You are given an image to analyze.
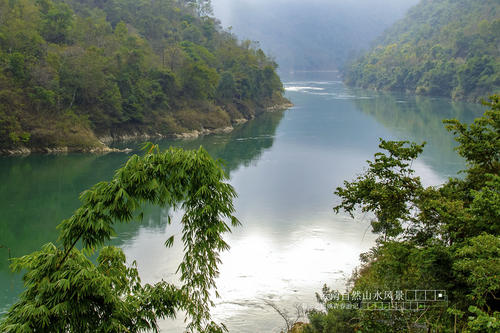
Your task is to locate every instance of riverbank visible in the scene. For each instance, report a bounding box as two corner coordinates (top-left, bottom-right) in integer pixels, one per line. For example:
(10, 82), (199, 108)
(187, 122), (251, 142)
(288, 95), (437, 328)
(101, 102), (295, 142)
(0, 145), (132, 156)
(0, 102), (293, 156)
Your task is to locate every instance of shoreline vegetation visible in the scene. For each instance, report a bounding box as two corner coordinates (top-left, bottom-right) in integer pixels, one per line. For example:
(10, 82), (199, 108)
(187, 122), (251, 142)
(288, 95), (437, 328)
(0, 101), (293, 155)
(0, 0), (290, 156)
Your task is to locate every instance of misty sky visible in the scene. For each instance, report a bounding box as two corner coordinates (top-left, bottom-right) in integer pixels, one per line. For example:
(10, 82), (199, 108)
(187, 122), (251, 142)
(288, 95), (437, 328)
(212, 0), (420, 71)
(213, 0), (418, 25)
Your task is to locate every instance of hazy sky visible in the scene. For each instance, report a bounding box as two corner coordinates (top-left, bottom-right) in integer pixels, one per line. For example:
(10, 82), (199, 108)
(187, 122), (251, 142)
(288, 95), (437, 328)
(213, 0), (419, 29)
(211, 0), (420, 71)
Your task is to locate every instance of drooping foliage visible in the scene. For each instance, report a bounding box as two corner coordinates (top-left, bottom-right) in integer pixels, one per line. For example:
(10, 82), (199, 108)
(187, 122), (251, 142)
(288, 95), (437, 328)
(0, 145), (240, 332)
(345, 0), (500, 102)
(304, 95), (500, 332)
(0, 0), (287, 152)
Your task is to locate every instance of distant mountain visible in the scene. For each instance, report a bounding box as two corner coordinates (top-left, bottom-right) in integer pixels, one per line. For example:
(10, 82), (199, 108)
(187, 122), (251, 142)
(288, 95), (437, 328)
(345, 0), (500, 102)
(0, 0), (287, 153)
(212, 0), (419, 72)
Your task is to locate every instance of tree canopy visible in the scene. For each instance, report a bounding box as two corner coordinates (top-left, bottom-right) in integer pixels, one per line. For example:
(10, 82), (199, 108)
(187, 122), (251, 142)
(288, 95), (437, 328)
(0, 0), (287, 153)
(345, 0), (500, 102)
(0, 145), (240, 332)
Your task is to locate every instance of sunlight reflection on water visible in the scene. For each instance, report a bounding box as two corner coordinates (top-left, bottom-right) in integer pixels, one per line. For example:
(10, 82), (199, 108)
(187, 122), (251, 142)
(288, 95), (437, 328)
(120, 75), (482, 332)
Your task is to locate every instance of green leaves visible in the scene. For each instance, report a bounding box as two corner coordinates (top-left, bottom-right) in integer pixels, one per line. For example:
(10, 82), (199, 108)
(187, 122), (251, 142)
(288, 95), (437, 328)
(165, 235), (175, 248)
(467, 306), (500, 332)
(325, 96), (500, 331)
(454, 234), (500, 310)
(1, 147), (238, 332)
(469, 174), (500, 235)
(334, 139), (425, 240)
(444, 95), (500, 174)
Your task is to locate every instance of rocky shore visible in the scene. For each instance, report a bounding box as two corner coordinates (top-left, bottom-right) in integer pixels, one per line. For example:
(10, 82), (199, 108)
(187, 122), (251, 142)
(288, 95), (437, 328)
(0, 145), (131, 156)
(1, 102), (293, 156)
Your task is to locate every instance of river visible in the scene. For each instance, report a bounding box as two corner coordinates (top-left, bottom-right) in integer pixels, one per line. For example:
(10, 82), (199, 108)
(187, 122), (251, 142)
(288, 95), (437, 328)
(0, 71), (485, 332)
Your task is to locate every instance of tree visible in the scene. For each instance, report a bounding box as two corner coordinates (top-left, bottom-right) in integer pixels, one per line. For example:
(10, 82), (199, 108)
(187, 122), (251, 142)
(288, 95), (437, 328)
(334, 139), (425, 240)
(305, 95), (500, 332)
(39, 0), (74, 44)
(216, 72), (236, 101)
(184, 0), (213, 17)
(181, 61), (219, 100)
(0, 145), (240, 332)
(444, 94), (500, 176)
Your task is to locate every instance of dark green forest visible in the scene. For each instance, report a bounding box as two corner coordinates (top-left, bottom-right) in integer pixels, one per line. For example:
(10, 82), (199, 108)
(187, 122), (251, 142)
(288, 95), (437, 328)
(0, 0), (287, 153)
(345, 0), (500, 102)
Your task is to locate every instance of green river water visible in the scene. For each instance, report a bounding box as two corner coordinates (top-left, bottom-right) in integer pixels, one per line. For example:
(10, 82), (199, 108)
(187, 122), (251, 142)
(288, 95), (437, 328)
(0, 72), (486, 332)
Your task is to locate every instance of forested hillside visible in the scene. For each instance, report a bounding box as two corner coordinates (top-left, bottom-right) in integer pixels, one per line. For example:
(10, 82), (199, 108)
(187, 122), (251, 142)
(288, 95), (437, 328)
(0, 0), (287, 153)
(345, 0), (500, 102)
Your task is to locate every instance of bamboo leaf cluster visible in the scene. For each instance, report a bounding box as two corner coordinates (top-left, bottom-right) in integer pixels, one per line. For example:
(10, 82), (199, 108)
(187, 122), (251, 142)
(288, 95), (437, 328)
(0, 146), (240, 332)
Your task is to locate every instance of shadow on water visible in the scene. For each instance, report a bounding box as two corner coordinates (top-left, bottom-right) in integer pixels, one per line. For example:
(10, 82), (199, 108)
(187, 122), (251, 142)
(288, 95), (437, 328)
(0, 110), (286, 314)
(0, 153), (125, 311)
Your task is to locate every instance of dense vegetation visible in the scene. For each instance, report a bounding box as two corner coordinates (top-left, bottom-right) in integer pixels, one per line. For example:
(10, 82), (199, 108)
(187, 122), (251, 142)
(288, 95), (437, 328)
(0, 145), (239, 332)
(345, 0), (500, 102)
(0, 0), (287, 153)
(303, 96), (500, 332)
